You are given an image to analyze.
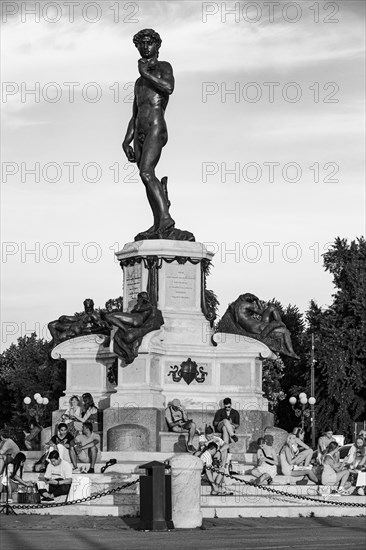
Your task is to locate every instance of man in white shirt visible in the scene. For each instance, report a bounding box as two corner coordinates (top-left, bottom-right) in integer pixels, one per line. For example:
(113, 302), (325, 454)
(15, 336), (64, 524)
(200, 442), (225, 495)
(198, 426), (229, 467)
(37, 450), (72, 502)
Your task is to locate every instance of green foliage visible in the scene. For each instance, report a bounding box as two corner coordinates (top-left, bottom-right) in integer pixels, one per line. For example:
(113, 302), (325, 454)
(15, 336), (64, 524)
(306, 237), (366, 439)
(0, 333), (66, 445)
(264, 300), (310, 431)
(262, 355), (285, 414)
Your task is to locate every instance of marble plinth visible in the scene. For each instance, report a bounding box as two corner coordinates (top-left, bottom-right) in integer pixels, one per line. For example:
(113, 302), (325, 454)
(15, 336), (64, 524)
(51, 334), (117, 410)
(170, 454), (203, 528)
(111, 240), (273, 414)
(102, 407), (164, 452)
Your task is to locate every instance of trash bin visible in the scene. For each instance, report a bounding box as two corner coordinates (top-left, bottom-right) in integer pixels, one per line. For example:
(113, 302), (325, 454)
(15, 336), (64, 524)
(139, 461), (174, 531)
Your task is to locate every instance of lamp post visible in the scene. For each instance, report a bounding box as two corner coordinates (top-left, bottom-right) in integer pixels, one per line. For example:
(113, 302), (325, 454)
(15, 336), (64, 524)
(23, 393), (49, 427)
(310, 333), (316, 448)
(289, 392), (316, 434)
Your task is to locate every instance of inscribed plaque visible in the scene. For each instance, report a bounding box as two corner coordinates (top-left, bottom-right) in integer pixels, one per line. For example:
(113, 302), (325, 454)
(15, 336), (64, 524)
(165, 262), (196, 309)
(125, 263), (142, 311)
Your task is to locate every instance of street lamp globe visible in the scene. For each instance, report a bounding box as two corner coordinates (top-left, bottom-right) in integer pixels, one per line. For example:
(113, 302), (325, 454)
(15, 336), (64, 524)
(289, 397), (297, 405)
(299, 392), (307, 400)
(300, 396), (308, 405)
(308, 397), (316, 405)
(34, 393), (41, 400)
(43, 397), (49, 405)
(23, 397), (31, 405)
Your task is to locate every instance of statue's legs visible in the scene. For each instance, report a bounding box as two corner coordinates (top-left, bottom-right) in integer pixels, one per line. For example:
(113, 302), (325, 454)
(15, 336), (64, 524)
(134, 137), (158, 235)
(138, 131), (175, 235)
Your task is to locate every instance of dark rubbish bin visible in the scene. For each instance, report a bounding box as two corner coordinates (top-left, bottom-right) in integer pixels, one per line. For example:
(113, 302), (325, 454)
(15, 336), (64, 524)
(139, 461), (174, 531)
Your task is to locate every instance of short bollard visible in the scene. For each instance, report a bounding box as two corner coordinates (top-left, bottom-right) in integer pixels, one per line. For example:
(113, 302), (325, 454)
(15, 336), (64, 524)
(139, 461), (174, 531)
(170, 454), (203, 528)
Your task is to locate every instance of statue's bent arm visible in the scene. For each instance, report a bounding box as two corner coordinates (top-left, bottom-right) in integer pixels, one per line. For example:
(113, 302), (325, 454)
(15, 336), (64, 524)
(141, 61), (174, 95)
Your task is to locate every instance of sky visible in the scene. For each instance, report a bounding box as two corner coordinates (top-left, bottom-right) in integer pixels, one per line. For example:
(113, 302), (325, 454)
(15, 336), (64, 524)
(1, 0), (365, 351)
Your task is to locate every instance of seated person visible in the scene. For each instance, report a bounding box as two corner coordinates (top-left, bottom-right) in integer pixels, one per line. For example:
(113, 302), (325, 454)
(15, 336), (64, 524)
(0, 431), (20, 475)
(321, 441), (350, 495)
(344, 436), (366, 471)
(251, 435), (278, 486)
(23, 421), (42, 451)
(198, 425), (229, 467)
(287, 430), (313, 466)
(165, 399), (196, 453)
(45, 423), (77, 470)
(213, 398), (239, 444)
(200, 442), (231, 495)
(61, 395), (82, 436)
(0, 452), (33, 503)
(280, 435), (318, 483)
(37, 450), (72, 502)
(317, 428), (337, 460)
(70, 393), (98, 434)
(73, 422), (100, 474)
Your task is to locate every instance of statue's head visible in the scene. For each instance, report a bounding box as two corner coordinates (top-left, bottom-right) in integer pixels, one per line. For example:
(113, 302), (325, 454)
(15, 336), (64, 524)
(137, 291), (149, 302)
(239, 293), (259, 304)
(133, 29), (161, 58)
(83, 298), (94, 312)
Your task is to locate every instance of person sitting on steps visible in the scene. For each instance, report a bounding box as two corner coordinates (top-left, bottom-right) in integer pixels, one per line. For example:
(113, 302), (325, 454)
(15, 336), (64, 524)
(165, 399), (197, 453)
(200, 442), (232, 496)
(280, 434), (318, 484)
(73, 422), (100, 474)
(213, 398), (240, 445)
(198, 425), (230, 468)
(250, 435), (278, 486)
(37, 450), (72, 503)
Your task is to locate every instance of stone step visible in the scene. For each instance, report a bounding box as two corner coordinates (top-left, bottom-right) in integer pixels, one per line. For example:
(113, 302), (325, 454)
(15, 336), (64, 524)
(201, 502), (365, 518)
(23, 450), (258, 461)
(159, 432), (252, 459)
(14, 504), (133, 516)
(12, 493), (365, 518)
(201, 493), (364, 506)
(23, 472), (139, 492)
(200, 483), (321, 496)
(22, 451), (182, 474)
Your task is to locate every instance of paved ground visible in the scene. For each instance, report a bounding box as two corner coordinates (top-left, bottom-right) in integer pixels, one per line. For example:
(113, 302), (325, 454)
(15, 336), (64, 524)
(1, 515), (365, 550)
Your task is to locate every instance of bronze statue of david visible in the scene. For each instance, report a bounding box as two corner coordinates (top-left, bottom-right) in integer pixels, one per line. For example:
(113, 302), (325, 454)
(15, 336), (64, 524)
(123, 29), (176, 240)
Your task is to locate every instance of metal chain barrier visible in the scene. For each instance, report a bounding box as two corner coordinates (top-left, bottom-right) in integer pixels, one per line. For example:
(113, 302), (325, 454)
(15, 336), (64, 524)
(207, 466), (366, 509)
(10, 478), (140, 510)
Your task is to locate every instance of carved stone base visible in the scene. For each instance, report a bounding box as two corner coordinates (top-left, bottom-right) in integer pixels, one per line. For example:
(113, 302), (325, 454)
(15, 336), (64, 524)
(51, 334), (117, 411)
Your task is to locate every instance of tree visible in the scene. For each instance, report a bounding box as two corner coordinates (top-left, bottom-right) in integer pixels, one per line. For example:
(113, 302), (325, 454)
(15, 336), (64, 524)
(264, 300), (310, 432)
(306, 237), (366, 439)
(0, 333), (66, 445)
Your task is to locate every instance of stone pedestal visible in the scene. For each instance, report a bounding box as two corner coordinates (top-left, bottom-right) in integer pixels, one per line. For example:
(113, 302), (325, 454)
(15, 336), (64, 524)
(48, 240), (274, 450)
(51, 334), (117, 410)
(170, 454), (203, 528)
(101, 239), (274, 450)
(110, 240), (272, 410)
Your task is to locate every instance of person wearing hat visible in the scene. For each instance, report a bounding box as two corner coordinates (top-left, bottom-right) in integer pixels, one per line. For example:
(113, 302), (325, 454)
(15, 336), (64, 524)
(165, 399), (197, 452)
